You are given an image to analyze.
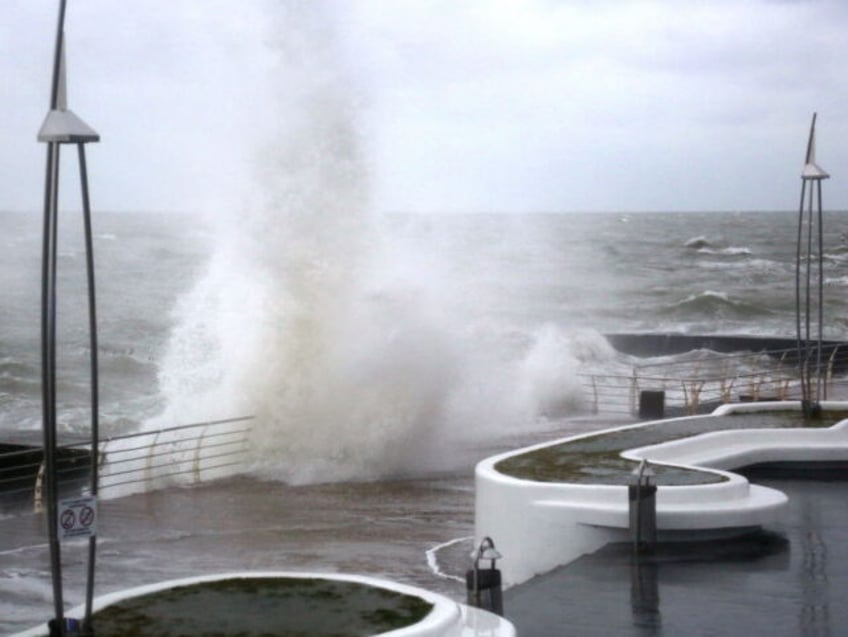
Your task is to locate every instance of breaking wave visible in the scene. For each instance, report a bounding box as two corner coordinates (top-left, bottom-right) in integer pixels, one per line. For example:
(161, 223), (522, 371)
(662, 290), (775, 321)
(150, 3), (586, 484)
(697, 246), (753, 257)
(685, 235), (752, 257)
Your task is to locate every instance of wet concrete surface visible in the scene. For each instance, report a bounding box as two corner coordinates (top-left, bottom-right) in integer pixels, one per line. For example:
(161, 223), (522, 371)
(0, 416), (619, 634)
(506, 477), (848, 637)
(0, 474), (477, 634)
(5, 415), (844, 636)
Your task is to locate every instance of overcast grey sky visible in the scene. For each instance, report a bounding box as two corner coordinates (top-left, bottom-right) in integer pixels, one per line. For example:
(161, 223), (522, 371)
(2, 0), (847, 214)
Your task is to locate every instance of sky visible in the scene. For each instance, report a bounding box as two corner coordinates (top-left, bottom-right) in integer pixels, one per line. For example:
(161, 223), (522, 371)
(2, 0), (847, 215)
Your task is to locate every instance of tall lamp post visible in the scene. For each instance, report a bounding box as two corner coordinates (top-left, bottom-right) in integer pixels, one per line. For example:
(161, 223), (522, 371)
(37, 1), (101, 634)
(795, 113), (829, 416)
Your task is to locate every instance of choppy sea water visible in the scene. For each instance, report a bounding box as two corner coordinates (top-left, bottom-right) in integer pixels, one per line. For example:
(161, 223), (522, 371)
(2, 209), (848, 633)
(4, 210), (848, 435)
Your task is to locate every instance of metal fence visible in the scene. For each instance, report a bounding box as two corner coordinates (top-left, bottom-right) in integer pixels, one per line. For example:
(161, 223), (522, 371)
(97, 416), (253, 497)
(1, 416), (253, 512)
(0, 444), (90, 505)
(580, 345), (848, 416)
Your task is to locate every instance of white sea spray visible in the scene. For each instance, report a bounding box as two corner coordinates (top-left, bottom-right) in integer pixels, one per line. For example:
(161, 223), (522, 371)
(150, 2), (585, 483)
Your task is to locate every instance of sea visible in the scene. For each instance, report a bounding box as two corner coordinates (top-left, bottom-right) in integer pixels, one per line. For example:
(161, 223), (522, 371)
(5, 209), (848, 439)
(2, 208), (848, 634)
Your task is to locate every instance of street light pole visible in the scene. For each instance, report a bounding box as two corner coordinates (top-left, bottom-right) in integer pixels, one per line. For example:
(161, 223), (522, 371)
(795, 113), (829, 415)
(37, 1), (101, 634)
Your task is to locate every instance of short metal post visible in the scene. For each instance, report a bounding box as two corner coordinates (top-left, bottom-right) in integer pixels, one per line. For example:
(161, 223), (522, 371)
(638, 390), (665, 420)
(465, 537), (504, 616)
(629, 460), (657, 553)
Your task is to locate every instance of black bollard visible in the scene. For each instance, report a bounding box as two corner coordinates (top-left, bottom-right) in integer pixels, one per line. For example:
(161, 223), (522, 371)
(49, 617), (82, 637)
(629, 460), (657, 552)
(638, 390), (665, 420)
(466, 537), (504, 616)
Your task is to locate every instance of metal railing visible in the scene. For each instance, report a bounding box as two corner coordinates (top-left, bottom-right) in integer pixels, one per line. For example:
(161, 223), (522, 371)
(579, 345), (848, 416)
(1, 416), (253, 511)
(97, 416), (253, 497)
(0, 445), (90, 504)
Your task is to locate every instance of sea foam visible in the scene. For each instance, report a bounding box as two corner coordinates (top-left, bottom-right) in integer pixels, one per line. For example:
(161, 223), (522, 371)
(151, 3), (585, 483)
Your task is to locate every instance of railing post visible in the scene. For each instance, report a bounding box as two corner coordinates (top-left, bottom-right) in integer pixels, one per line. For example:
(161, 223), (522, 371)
(825, 346), (839, 400)
(193, 426), (208, 484)
(630, 369), (639, 415)
(34, 461), (46, 514)
(145, 430), (162, 490)
(591, 376), (599, 414)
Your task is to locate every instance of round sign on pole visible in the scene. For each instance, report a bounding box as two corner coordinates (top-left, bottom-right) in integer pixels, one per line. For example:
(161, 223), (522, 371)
(58, 496), (97, 540)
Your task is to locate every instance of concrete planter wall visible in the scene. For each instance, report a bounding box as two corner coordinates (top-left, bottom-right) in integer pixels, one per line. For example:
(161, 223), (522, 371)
(12, 572), (515, 637)
(475, 401), (848, 587)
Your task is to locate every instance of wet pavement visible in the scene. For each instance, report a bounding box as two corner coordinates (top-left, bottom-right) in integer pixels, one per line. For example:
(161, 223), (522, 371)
(1, 416), (618, 634)
(0, 474), (477, 634)
(3, 415), (845, 636)
(506, 476), (848, 637)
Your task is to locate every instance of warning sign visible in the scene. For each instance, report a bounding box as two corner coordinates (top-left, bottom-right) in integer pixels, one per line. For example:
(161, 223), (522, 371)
(58, 496), (97, 540)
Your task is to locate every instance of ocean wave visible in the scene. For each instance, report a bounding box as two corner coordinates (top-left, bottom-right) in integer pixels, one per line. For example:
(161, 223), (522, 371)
(696, 257), (782, 273)
(824, 252), (848, 264)
(697, 246), (753, 257)
(684, 235), (753, 257)
(825, 275), (848, 286)
(684, 236), (711, 249)
(662, 290), (775, 320)
(100, 350), (156, 376)
(0, 357), (35, 377)
(0, 359), (39, 395)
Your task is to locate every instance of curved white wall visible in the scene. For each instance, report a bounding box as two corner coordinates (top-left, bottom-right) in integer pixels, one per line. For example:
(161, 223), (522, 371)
(12, 572), (516, 637)
(475, 402), (848, 588)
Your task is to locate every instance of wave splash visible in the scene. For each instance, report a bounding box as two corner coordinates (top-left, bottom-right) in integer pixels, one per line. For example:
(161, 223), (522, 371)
(662, 290), (775, 321)
(151, 4), (586, 484)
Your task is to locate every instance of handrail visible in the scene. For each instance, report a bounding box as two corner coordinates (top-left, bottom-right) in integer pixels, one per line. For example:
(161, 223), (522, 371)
(579, 345), (846, 416)
(99, 416), (253, 498)
(0, 416), (254, 511)
(100, 416), (253, 443)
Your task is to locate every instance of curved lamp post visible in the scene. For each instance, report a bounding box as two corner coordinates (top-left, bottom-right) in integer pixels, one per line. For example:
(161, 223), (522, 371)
(795, 113), (829, 415)
(37, 1), (101, 634)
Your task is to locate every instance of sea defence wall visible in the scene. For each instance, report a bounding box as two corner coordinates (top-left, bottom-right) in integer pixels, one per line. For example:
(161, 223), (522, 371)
(474, 401), (848, 588)
(604, 333), (848, 373)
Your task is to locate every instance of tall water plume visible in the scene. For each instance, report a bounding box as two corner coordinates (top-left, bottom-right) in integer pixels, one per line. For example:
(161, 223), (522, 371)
(154, 2), (587, 483)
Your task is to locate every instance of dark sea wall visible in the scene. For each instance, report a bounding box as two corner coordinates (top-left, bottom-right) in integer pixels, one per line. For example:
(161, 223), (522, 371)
(604, 333), (848, 373)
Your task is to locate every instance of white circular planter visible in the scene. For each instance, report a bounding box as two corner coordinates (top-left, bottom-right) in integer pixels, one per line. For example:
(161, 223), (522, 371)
(12, 571), (515, 637)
